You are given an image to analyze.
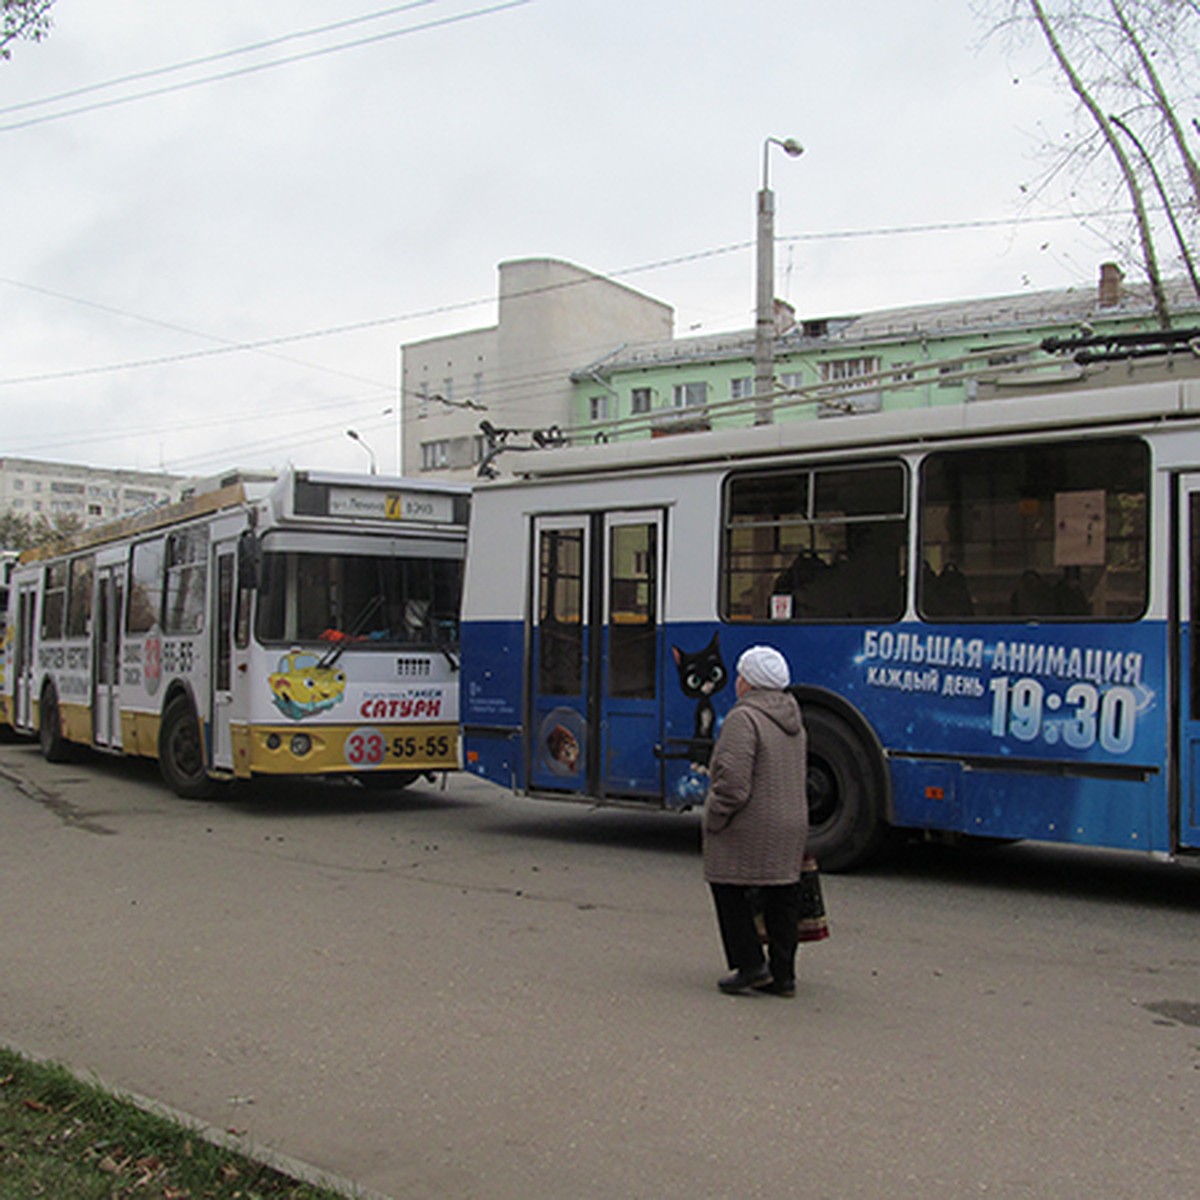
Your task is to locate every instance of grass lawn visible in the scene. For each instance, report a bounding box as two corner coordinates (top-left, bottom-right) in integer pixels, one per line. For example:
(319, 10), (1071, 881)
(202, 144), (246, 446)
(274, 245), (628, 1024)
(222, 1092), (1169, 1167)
(0, 1045), (352, 1200)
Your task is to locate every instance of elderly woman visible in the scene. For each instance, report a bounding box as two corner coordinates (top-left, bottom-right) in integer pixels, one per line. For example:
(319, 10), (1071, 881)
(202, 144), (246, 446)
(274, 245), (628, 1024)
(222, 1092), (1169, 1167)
(703, 645), (808, 997)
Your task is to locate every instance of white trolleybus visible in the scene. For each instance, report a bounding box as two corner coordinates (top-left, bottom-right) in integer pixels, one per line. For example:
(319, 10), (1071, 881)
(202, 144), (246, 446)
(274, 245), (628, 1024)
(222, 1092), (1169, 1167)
(461, 340), (1200, 869)
(4, 469), (468, 797)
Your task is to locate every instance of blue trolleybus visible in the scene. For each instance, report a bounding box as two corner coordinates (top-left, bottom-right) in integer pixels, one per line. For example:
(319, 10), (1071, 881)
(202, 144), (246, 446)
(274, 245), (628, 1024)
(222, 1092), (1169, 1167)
(460, 352), (1200, 869)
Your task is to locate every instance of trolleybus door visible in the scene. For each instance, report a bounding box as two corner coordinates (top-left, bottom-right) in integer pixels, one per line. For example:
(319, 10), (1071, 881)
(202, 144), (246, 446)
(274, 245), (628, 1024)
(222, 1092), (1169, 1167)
(1177, 474), (1200, 849)
(528, 510), (665, 799)
(92, 565), (123, 749)
(209, 543), (238, 770)
(599, 511), (664, 798)
(529, 516), (592, 794)
(12, 581), (37, 731)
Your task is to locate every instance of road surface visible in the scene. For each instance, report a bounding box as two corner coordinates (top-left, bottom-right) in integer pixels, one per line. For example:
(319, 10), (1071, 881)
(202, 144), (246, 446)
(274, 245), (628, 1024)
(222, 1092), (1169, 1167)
(1, 739), (1197, 1199)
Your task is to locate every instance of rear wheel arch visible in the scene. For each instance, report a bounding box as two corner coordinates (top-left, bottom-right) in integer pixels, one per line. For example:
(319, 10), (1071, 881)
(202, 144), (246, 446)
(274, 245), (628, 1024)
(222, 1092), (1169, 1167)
(789, 685), (893, 872)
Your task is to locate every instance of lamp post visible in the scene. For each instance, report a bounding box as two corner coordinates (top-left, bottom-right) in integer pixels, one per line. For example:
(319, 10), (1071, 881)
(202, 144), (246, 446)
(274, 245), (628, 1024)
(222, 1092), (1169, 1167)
(754, 135), (803, 425)
(346, 428), (377, 475)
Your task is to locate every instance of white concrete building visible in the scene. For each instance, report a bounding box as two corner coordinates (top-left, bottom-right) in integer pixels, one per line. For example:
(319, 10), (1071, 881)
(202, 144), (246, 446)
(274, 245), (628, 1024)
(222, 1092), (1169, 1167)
(401, 258), (674, 481)
(0, 457), (183, 532)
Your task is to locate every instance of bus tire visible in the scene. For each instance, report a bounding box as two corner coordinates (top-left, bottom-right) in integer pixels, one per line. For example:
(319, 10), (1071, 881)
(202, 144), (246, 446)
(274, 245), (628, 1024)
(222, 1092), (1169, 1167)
(357, 770), (421, 791)
(38, 685), (71, 763)
(158, 695), (215, 799)
(803, 706), (890, 872)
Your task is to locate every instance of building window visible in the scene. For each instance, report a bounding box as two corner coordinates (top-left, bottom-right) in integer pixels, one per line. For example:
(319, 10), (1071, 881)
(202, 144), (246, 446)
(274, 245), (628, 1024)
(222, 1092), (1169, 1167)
(672, 382), (709, 409)
(731, 377), (753, 401)
(818, 356), (883, 416)
(631, 388), (652, 414)
(779, 371), (804, 391)
(819, 356), (881, 384)
(421, 441), (450, 471)
(589, 395), (610, 422)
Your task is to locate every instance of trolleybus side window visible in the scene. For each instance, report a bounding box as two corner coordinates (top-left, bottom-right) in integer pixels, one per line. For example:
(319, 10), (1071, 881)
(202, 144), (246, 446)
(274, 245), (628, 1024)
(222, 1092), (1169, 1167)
(41, 562), (67, 640)
(722, 461), (907, 622)
(127, 538), (165, 634)
(609, 521), (657, 699)
(918, 437), (1149, 621)
(66, 555), (94, 638)
(164, 527), (209, 635)
(538, 527), (585, 694)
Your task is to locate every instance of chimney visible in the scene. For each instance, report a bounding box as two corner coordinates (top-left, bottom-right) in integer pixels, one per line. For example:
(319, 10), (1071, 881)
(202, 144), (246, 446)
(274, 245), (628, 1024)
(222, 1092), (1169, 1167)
(773, 298), (797, 336)
(1098, 262), (1124, 308)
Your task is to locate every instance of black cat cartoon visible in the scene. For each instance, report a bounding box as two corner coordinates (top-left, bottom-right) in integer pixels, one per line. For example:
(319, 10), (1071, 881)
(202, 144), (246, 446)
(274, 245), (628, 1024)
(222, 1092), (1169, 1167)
(672, 631), (728, 769)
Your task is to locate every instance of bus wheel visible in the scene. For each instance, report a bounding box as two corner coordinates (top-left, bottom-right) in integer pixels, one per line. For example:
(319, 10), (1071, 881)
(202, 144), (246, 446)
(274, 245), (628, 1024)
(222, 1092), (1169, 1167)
(158, 696), (214, 799)
(357, 770), (421, 791)
(804, 706), (890, 872)
(38, 685), (71, 763)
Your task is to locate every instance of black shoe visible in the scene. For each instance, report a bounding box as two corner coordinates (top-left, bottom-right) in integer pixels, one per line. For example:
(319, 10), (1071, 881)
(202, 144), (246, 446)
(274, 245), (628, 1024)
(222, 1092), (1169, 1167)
(751, 977), (796, 998)
(718, 966), (771, 994)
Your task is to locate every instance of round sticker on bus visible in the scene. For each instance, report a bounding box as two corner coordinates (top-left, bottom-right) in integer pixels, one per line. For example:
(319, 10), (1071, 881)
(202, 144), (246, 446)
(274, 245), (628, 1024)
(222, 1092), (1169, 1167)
(538, 708), (585, 776)
(345, 726), (387, 768)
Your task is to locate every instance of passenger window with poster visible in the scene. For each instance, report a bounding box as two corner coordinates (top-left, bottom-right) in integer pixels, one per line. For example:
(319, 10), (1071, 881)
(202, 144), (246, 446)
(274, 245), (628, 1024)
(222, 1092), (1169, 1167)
(66, 556), (94, 638)
(722, 461), (908, 622)
(40, 562), (67, 640)
(164, 526), (209, 635)
(127, 538), (165, 634)
(917, 437), (1149, 620)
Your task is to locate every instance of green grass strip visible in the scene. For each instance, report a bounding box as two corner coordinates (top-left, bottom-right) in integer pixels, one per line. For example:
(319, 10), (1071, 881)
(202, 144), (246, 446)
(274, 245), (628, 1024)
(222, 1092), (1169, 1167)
(0, 1045), (351, 1200)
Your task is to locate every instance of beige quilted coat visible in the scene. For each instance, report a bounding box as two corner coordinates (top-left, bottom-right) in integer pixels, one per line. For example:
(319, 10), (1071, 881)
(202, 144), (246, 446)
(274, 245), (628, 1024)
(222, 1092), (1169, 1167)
(702, 689), (808, 885)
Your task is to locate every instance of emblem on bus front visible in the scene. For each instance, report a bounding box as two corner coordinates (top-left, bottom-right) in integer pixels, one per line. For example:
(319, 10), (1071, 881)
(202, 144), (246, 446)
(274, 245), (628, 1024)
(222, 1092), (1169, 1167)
(268, 651), (347, 721)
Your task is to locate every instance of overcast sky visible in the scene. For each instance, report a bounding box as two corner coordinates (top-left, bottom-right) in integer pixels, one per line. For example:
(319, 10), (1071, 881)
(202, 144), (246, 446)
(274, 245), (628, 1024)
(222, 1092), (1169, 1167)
(1, 0), (1115, 478)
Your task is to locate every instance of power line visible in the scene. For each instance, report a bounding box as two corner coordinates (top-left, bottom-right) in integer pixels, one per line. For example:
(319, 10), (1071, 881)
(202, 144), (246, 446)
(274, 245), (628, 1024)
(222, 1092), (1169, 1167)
(0, 1), (442, 117)
(0, 0), (533, 134)
(0, 275), (385, 389)
(0, 205), (1136, 390)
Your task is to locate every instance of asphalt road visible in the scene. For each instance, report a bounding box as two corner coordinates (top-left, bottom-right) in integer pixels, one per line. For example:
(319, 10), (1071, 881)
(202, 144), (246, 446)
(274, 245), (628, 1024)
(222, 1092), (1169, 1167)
(1, 738), (1198, 1200)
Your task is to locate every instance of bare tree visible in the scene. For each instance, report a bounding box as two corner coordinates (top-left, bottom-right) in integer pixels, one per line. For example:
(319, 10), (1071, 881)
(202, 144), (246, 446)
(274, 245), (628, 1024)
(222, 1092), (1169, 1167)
(1, 0), (54, 61)
(978, 0), (1200, 324)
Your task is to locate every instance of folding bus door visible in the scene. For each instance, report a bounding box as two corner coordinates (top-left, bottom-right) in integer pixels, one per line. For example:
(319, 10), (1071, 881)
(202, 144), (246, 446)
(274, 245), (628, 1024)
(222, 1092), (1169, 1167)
(599, 511), (664, 798)
(12, 581), (37, 731)
(529, 516), (592, 795)
(527, 510), (666, 801)
(1176, 474), (1200, 849)
(92, 565), (123, 749)
(209, 541), (239, 772)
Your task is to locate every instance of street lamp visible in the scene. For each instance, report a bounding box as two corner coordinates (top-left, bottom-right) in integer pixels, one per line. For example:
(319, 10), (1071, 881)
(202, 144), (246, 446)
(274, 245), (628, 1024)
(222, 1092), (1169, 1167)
(346, 428), (377, 475)
(754, 135), (804, 425)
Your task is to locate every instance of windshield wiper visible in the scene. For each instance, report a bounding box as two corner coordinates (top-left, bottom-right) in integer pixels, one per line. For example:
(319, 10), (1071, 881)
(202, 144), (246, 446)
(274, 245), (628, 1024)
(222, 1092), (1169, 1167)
(317, 595), (384, 669)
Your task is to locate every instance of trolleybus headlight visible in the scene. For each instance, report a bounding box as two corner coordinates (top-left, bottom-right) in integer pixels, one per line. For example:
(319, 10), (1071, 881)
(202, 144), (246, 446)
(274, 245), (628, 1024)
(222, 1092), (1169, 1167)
(290, 733), (312, 757)
(266, 733), (282, 750)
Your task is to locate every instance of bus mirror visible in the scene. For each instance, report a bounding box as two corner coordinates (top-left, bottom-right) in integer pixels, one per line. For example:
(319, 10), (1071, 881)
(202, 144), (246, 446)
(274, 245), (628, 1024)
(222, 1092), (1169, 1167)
(238, 531), (261, 589)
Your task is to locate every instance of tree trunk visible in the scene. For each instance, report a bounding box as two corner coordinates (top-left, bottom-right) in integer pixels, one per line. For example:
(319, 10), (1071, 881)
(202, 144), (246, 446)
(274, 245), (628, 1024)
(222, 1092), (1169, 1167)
(1029, 0), (1172, 327)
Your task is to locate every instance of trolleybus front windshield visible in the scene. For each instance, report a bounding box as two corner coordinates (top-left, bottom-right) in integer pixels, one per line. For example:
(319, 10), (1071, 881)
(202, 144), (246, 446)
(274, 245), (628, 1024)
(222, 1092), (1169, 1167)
(255, 551), (461, 649)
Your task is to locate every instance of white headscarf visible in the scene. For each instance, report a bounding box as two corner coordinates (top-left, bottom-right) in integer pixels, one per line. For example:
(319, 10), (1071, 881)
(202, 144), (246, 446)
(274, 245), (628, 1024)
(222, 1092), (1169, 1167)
(736, 645), (791, 690)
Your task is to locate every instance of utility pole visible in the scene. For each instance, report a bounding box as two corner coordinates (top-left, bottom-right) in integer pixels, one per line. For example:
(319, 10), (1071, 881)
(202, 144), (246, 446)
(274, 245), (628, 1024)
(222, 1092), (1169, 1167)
(754, 136), (803, 425)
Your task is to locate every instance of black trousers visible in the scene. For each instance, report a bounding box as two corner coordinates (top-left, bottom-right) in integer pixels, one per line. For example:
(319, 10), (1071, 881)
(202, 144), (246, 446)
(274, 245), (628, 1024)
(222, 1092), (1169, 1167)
(710, 882), (802, 985)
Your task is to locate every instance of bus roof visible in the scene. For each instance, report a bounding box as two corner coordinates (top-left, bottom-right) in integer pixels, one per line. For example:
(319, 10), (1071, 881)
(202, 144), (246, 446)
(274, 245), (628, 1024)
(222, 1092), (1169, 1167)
(18, 481), (250, 563)
(500, 355), (1200, 485)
